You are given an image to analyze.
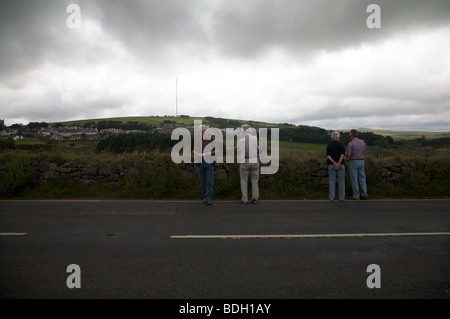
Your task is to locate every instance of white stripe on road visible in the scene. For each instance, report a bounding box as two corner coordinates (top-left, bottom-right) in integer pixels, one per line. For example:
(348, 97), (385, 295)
(171, 232), (450, 239)
(0, 233), (27, 236)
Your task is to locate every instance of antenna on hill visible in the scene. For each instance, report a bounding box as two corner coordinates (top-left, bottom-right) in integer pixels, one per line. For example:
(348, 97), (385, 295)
(176, 78), (178, 117)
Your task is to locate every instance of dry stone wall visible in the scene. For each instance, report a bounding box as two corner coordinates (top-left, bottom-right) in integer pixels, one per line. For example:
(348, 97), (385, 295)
(0, 159), (414, 187)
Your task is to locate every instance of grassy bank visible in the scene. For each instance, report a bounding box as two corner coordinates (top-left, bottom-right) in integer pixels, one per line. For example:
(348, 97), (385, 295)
(2, 135), (450, 200)
(1, 147), (449, 200)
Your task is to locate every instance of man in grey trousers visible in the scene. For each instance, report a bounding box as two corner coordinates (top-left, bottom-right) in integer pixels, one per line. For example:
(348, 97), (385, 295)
(236, 124), (260, 204)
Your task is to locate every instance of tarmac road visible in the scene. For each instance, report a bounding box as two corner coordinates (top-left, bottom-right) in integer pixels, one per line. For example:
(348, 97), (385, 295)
(1, 199), (449, 299)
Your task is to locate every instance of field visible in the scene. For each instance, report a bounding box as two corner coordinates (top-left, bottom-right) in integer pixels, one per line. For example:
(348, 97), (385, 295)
(359, 128), (450, 141)
(8, 137), (448, 163)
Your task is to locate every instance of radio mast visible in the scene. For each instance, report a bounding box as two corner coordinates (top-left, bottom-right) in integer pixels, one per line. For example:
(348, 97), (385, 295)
(176, 78), (178, 117)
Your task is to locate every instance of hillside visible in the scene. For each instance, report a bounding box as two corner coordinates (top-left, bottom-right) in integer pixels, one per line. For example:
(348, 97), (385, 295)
(54, 116), (450, 139)
(54, 115), (276, 130)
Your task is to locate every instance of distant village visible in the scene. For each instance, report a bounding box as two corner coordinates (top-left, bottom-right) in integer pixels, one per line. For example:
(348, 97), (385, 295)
(0, 118), (197, 141)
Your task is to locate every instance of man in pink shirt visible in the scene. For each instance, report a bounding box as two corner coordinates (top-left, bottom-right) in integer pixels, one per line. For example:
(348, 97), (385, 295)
(346, 129), (368, 200)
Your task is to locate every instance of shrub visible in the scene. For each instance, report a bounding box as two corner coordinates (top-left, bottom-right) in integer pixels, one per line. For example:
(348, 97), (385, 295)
(96, 132), (176, 154)
(0, 138), (15, 151)
(397, 159), (450, 197)
(0, 161), (37, 198)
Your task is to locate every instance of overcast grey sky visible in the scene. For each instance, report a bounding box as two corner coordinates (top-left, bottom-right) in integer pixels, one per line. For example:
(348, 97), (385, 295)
(1, 0), (449, 131)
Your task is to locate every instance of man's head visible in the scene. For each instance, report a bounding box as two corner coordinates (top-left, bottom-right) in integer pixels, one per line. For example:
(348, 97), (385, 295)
(200, 125), (208, 137)
(350, 129), (358, 139)
(331, 131), (340, 141)
(241, 124), (257, 137)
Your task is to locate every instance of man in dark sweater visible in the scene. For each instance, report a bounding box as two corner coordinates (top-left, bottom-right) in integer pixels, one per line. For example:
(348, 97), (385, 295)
(326, 132), (346, 201)
(192, 125), (216, 205)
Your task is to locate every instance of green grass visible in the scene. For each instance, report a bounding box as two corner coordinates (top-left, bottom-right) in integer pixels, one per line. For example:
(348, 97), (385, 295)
(279, 141), (327, 151)
(359, 128), (450, 141)
(7, 136), (450, 164)
(15, 137), (47, 145)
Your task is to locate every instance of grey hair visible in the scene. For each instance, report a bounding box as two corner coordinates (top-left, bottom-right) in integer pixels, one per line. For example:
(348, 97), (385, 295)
(241, 124), (253, 135)
(331, 131), (340, 141)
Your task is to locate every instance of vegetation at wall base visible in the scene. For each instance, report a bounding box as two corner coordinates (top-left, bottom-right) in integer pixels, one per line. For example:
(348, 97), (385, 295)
(1, 154), (449, 200)
(0, 160), (37, 198)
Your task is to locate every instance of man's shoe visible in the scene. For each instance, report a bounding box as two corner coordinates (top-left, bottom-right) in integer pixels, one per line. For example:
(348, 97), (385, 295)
(241, 200), (248, 205)
(202, 199), (207, 203)
(361, 195), (368, 200)
(251, 199), (258, 204)
(206, 201), (213, 205)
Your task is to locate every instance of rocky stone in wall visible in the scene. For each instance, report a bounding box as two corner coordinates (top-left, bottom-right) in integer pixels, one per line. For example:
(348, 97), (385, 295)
(0, 159), (416, 187)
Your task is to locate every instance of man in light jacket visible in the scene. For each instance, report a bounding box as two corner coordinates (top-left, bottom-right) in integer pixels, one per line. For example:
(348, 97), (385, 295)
(236, 124), (260, 204)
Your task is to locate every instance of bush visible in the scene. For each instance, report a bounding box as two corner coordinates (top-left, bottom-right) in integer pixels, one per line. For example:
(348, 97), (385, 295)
(0, 138), (15, 151)
(15, 144), (52, 151)
(96, 132), (176, 154)
(397, 159), (450, 197)
(0, 161), (37, 198)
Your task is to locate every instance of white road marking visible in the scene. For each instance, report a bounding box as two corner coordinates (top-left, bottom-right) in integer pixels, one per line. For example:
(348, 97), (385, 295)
(171, 232), (450, 239)
(0, 233), (27, 236)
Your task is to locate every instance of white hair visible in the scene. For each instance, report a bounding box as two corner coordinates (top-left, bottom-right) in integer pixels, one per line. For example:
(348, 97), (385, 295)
(331, 131), (340, 141)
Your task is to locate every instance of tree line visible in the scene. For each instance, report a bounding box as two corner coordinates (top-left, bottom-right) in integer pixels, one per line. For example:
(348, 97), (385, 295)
(409, 136), (450, 148)
(279, 126), (395, 147)
(74, 120), (154, 131)
(96, 132), (177, 153)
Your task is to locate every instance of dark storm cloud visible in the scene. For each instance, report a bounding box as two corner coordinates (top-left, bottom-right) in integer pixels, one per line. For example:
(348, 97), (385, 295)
(209, 0), (450, 57)
(83, 0), (210, 60)
(0, 0), (207, 81)
(3, 0), (449, 72)
(0, 1), (64, 80)
(0, 0), (119, 85)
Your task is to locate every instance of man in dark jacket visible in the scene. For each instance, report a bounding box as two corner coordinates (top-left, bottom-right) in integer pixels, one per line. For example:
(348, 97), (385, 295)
(326, 132), (346, 201)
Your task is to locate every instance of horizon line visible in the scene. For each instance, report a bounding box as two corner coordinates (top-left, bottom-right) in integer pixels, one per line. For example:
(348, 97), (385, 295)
(1, 115), (449, 134)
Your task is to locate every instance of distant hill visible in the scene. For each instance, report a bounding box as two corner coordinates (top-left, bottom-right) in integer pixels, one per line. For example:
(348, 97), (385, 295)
(49, 116), (449, 142)
(52, 115), (293, 130)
